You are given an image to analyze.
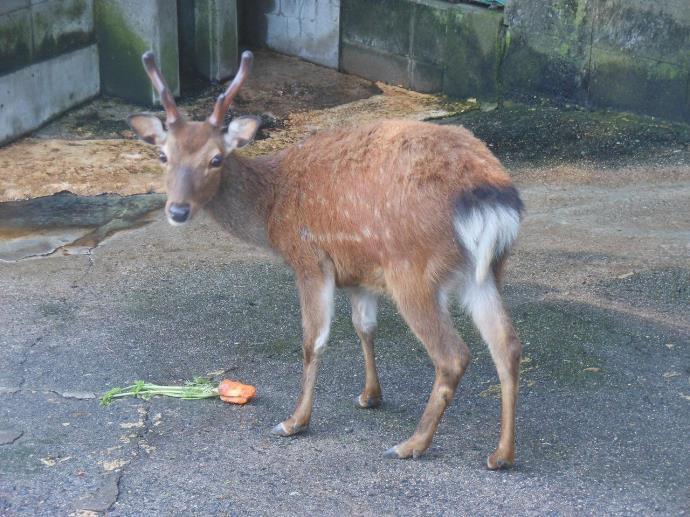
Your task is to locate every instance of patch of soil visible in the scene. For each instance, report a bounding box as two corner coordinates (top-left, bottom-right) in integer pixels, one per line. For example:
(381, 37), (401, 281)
(180, 49), (385, 123)
(0, 51), (471, 202)
(35, 49), (383, 141)
(0, 139), (161, 201)
(245, 83), (474, 156)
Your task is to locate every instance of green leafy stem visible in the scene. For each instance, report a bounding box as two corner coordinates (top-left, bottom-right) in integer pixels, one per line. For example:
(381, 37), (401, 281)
(100, 377), (220, 406)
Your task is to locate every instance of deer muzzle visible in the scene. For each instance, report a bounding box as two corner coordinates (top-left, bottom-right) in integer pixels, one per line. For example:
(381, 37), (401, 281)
(167, 202), (191, 224)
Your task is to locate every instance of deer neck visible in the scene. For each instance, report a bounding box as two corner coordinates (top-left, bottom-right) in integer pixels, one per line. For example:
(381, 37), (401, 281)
(205, 152), (277, 250)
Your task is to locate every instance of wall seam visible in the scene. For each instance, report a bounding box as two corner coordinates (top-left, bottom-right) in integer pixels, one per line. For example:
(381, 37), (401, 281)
(584, 0), (596, 107)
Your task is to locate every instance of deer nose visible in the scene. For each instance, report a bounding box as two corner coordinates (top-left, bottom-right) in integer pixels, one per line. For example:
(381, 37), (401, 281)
(168, 203), (191, 223)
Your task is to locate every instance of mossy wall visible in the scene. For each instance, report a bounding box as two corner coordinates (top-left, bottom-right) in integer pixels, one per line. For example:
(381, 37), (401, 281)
(341, 0), (504, 97)
(339, 0), (690, 122)
(0, 0), (95, 75)
(94, 0), (179, 106)
(504, 0), (690, 121)
(187, 0), (239, 81)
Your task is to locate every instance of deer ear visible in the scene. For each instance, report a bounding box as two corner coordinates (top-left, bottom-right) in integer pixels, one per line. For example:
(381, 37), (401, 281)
(127, 114), (167, 145)
(224, 116), (260, 150)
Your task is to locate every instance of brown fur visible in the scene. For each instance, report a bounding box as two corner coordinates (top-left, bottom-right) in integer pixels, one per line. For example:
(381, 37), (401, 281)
(130, 113), (522, 468)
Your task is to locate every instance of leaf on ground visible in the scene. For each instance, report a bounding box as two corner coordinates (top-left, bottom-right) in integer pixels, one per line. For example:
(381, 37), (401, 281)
(99, 458), (128, 471)
(40, 455), (71, 467)
(479, 384), (501, 398)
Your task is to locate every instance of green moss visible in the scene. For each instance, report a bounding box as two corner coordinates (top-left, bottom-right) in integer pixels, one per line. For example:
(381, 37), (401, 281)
(341, 0), (413, 56)
(64, 0), (88, 19)
(495, 23), (508, 106)
(443, 7), (503, 100)
(194, 1), (212, 79)
(557, 41), (570, 57)
(411, 4), (450, 65)
(0, 10), (32, 74)
(94, 0), (151, 105)
(589, 48), (690, 121)
(161, 35), (180, 96)
(502, 37), (589, 103)
(34, 30), (93, 61)
(32, 0), (93, 61)
(573, 0), (587, 27)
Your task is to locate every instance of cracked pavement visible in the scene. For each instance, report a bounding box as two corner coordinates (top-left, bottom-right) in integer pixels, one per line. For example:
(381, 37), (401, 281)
(1, 104), (689, 515)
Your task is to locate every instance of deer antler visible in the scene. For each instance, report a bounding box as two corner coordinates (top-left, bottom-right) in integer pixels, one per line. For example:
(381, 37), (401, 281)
(141, 51), (180, 125)
(208, 51), (254, 127)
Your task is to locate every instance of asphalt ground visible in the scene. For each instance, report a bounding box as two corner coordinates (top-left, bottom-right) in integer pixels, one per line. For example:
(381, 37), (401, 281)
(1, 100), (689, 515)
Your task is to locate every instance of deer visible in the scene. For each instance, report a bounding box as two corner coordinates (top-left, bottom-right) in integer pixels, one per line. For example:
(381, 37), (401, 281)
(127, 50), (524, 469)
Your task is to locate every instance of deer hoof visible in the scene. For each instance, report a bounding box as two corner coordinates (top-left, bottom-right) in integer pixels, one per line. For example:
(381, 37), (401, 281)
(383, 446), (404, 459)
(383, 444), (422, 459)
(486, 451), (514, 470)
(271, 422), (307, 437)
(354, 394), (382, 409)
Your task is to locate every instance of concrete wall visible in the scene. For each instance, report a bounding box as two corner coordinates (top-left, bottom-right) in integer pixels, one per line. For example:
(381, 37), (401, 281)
(94, 0), (179, 106)
(341, 0), (503, 97)
(339, 0), (690, 122)
(179, 0), (239, 82)
(504, 0), (690, 121)
(240, 0), (340, 69)
(0, 0), (99, 144)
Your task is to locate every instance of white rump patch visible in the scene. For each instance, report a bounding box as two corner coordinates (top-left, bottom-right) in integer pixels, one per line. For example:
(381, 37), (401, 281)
(454, 204), (521, 283)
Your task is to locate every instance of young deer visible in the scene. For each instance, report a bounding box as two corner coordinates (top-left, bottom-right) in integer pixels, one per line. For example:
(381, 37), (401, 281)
(128, 51), (524, 469)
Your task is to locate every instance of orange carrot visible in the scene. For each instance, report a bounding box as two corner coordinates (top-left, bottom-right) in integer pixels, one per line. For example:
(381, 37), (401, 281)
(217, 380), (257, 405)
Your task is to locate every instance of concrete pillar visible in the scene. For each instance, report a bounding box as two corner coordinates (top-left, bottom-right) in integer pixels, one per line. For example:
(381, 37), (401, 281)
(94, 0), (179, 106)
(180, 0), (238, 81)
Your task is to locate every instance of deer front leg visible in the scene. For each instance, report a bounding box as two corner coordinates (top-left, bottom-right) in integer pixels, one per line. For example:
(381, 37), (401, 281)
(349, 288), (382, 408)
(272, 267), (335, 437)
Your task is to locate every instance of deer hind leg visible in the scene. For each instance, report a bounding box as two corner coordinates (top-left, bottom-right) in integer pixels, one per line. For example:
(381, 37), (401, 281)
(383, 274), (471, 459)
(349, 288), (382, 408)
(462, 275), (522, 469)
(272, 265), (335, 437)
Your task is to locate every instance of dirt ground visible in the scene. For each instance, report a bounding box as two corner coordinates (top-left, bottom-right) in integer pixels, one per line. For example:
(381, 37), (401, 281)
(0, 50), (472, 203)
(0, 50), (688, 515)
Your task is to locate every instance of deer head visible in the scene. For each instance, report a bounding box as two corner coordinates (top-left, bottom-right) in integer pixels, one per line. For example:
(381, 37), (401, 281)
(128, 51), (260, 225)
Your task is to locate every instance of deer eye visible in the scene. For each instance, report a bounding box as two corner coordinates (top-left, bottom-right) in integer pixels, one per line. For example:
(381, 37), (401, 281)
(210, 154), (223, 167)
(159, 152), (167, 163)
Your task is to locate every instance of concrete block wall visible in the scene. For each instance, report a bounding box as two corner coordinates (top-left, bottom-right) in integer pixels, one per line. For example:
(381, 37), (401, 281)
(240, 0), (340, 69)
(341, 0), (503, 97)
(0, 0), (98, 144)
